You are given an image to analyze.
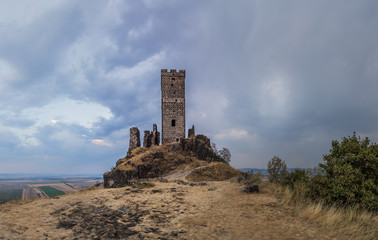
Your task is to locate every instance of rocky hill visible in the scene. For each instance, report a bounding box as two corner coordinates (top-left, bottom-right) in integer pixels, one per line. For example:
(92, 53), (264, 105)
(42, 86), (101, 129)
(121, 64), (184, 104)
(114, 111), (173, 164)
(104, 135), (236, 188)
(0, 173), (351, 239)
(1, 135), (370, 239)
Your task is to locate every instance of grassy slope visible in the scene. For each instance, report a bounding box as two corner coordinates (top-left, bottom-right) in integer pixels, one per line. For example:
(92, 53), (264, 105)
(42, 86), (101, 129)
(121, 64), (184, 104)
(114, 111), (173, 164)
(186, 162), (241, 181)
(263, 182), (378, 240)
(0, 179), (362, 240)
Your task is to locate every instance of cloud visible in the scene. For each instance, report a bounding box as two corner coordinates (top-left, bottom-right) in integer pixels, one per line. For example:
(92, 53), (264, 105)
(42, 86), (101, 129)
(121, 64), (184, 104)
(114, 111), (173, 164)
(215, 129), (250, 140)
(21, 97), (113, 128)
(91, 139), (113, 147)
(1, 0), (378, 173)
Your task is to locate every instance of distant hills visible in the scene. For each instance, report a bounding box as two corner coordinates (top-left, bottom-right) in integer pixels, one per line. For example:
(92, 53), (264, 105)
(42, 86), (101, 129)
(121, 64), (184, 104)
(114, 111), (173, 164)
(239, 168), (306, 177)
(0, 173), (102, 181)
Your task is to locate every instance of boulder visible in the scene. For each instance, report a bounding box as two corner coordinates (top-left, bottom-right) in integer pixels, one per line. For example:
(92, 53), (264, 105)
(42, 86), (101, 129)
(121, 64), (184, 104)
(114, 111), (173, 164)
(242, 184), (259, 193)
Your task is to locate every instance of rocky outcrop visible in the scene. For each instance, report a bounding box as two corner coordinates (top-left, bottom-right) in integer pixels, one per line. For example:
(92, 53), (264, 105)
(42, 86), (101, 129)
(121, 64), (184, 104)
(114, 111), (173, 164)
(180, 134), (217, 161)
(242, 184), (259, 193)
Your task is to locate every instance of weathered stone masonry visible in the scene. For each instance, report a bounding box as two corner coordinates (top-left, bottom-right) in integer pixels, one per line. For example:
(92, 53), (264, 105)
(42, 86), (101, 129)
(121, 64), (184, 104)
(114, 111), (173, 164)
(188, 125), (195, 138)
(126, 69), (190, 155)
(127, 127), (140, 156)
(161, 69), (186, 144)
(128, 125), (160, 156)
(143, 124), (160, 148)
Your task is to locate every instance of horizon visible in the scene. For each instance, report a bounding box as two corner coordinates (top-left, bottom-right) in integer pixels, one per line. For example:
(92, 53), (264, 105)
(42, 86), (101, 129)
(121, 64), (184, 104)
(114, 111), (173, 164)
(1, 1), (378, 173)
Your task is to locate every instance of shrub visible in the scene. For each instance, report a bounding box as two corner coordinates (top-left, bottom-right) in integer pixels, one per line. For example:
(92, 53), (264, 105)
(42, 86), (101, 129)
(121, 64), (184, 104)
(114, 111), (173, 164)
(308, 133), (378, 211)
(284, 168), (311, 188)
(267, 156), (288, 183)
(239, 170), (263, 184)
(218, 147), (231, 164)
(211, 143), (232, 164)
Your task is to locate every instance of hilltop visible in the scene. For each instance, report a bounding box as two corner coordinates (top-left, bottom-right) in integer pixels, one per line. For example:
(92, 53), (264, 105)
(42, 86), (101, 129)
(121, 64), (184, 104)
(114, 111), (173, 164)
(0, 171), (349, 239)
(103, 135), (239, 188)
(1, 135), (375, 239)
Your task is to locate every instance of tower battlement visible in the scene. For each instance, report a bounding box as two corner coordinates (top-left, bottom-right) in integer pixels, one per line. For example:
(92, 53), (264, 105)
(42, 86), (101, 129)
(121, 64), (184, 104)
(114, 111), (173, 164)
(161, 69), (186, 77)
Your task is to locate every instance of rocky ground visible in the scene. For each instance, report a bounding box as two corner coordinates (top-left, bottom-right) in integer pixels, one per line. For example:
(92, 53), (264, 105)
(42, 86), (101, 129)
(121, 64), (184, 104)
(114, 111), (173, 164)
(0, 169), (348, 240)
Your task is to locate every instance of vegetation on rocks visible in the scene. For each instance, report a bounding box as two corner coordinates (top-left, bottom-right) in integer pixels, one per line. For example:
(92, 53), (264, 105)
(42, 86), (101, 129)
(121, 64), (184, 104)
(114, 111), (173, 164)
(104, 135), (223, 188)
(211, 143), (232, 164)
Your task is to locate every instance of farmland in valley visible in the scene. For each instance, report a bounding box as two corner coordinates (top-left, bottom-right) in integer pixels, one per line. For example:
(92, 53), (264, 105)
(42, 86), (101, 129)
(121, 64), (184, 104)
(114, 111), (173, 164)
(0, 189), (23, 202)
(0, 174), (102, 202)
(38, 186), (65, 197)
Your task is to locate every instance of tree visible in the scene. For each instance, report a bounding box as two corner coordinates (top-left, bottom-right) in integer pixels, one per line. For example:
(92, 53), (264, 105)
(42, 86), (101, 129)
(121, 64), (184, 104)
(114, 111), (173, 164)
(267, 156), (287, 183)
(211, 143), (231, 164)
(211, 143), (218, 155)
(219, 147), (231, 164)
(309, 133), (378, 211)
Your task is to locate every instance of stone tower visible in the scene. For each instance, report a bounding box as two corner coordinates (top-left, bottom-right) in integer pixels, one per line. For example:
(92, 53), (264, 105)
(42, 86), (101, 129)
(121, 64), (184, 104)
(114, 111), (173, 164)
(161, 69), (185, 144)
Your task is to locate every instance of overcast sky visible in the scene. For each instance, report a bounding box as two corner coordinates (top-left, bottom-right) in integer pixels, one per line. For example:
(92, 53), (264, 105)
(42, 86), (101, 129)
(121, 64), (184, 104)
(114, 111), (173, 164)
(1, 0), (378, 174)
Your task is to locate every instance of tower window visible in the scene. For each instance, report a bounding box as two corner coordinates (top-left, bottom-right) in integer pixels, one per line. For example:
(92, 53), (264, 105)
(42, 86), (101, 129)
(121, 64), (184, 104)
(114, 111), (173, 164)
(171, 78), (175, 81)
(171, 119), (176, 127)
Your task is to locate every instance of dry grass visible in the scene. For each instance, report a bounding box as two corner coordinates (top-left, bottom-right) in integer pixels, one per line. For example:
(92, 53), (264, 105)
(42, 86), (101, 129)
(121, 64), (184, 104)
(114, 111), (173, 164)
(186, 162), (241, 182)
(265, 182), (378, 240)
(1, 178), (368, 239)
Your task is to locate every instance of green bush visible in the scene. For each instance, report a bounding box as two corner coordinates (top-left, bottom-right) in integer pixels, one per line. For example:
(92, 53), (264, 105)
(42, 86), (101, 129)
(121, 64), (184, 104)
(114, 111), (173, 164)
(308, 133), (378, 211)
(284, 168), (311, 188)
(268, 156), (287, 183)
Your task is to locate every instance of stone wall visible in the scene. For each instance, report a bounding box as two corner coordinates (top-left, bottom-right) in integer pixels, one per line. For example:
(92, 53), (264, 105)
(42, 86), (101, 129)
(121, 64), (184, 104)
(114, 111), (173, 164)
(161, 69), (185, 144)
(188, 125), (195, 138)
(127, 127), (140, 156)
(143, 124), (160, 148)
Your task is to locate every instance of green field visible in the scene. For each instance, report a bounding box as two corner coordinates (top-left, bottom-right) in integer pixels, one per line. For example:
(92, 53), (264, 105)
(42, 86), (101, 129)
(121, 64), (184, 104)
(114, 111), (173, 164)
(0, 189), (23, 202)
(38, 186), (65, 197)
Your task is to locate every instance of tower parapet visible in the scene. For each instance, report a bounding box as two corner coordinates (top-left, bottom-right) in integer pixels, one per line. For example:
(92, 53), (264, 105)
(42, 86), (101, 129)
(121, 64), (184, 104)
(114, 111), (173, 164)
(161, 69), (185, 77)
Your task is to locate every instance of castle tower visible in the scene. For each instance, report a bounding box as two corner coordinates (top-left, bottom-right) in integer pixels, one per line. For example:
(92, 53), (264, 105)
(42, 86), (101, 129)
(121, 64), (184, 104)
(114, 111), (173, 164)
(161, 69), (185, 144)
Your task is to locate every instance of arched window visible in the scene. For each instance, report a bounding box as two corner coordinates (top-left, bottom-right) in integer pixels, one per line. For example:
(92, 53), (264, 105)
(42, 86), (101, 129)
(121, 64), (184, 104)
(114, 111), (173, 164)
(171, 77), (175, 81)
(171, 119), (176, 127)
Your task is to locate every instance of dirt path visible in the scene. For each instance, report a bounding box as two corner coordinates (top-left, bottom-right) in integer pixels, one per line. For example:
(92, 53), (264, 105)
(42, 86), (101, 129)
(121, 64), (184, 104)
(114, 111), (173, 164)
(180, 182), (339, 240)
(0, 180), (348, 239)
(165, 168), (194, 181)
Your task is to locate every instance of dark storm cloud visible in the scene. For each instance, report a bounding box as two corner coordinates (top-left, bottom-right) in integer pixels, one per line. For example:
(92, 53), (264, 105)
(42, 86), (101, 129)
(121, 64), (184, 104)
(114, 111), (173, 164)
(179, 0), (378, 167)
(1, 0), (377, 172)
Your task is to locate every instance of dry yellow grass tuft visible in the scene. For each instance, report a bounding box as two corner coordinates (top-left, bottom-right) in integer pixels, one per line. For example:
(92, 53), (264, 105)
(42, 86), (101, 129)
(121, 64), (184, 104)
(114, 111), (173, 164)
(265, 182), (378, 240)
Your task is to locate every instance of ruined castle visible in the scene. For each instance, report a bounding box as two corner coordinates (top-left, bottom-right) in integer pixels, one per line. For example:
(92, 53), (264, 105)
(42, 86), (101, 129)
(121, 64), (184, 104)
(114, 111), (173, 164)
(127, 69), (195, 155)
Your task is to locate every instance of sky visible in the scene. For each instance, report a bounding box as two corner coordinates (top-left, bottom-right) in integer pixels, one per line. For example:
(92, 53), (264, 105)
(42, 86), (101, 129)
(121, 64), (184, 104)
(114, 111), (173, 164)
(1, 0), (378, 174)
